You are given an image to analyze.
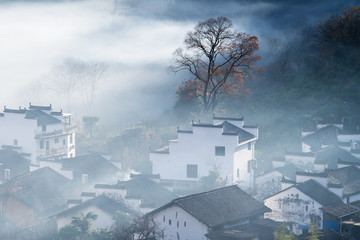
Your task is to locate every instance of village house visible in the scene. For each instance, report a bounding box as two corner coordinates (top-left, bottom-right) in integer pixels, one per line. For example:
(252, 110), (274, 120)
(94, 174), (177, 214)
(0, 104), (76, 165)
(52, 195), (135, 232)
(33, 153), (121, 185)
(264, 179), (343, 234)
(0, 148), (30, 182)
(0, 167), (76, 229)
(150, 115), (258, 188)
(145, 185), (270, 240)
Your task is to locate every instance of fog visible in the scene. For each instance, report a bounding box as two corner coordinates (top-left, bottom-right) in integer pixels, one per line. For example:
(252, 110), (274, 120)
(0, 0), (356, 124)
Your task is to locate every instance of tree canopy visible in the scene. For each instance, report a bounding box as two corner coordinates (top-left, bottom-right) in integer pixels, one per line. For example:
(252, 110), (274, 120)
(171, 16), (260, 112)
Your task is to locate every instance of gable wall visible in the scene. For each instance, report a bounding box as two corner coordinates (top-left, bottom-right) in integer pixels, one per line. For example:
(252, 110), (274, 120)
(264, 187), (324, 229)
(151, 205), (208, 240)
(0, 113), (37, 163)
(151, 127), (238, 182)
(233, 142), (255, 188)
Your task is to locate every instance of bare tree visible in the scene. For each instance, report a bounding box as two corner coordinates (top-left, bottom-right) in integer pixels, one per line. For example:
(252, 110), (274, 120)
(48, 59), (107, 113)
(170, 16), (261, 112)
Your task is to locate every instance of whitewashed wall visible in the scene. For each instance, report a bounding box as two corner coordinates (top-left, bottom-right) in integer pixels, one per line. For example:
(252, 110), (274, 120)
(0, 112), (38, 163)
(151, 127), (238, 182)
(151, 205), (208, 240)
(264, 187), (324, 229)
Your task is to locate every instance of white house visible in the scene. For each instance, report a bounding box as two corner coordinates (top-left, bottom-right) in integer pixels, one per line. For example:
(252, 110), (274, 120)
(150, 115), (258, 188)
(264, 179), (343, 234)
(52, 195), (135, 231)
(145, 185), (270, 240)
(0, 104), (76, 164)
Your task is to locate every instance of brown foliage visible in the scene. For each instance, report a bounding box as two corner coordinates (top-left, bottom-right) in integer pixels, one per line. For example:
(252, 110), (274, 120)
(170, 16), (261, 112)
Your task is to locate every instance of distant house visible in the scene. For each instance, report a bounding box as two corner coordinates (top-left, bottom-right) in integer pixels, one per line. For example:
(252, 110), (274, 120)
(0, 148), (30, 182)
(150, 115), (258, 188)
(145, 185), (270, 240)
(35, 153), (121, 183)
(301, 123), (360, 153)
(94, 174), (177, 213)
(255, 164), (297, 200)
(0, 104), (76, 164)
(0, 167), (75, 228)
(293, 166), (360, 203)
(284, 146), (360, 172)
(52, 195), (135, 231)
(264, 179), (343, 234)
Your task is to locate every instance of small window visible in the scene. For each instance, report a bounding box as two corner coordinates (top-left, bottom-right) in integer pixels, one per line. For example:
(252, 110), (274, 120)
(63, 139), (66, 145)
(40, 140), (44, 149)
(55, 138), (59, 143)
(306, 205), (308, 212)
(13, 139), (18, 146)
(184, 221), (186, 227)
(169, 219), (172, 225)
(187, 164), (198, 178)
(215, 146), (225, 156)
(175, 211), (178, 218)
(237, 169), (240, 178)
(70, 134), (73, 144)
(177, 220), (179, 228)
(42, 125), (46, 132)
(248, 142), (251, 150)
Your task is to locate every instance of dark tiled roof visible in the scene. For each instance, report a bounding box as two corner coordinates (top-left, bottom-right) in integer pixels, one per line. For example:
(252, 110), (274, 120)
(55, 195), (135, 218)
(94, 184), (126, 190)
(25, 109), (61, 126)
(4, 167), (75, 217)
(28, 104), (52, 111)
(302, 125), (339, 150)
(51, 111), (63, 116)
(118, 176), (177, 208)
(343, 179), (360, 196)
(177, 129), (193, 134)
(213, 115), (244, 121)
(296, 171), (328, 178)
(147, 185), (270, 228)
(322, 203), (360, 218)
(295, 180), (342, 206)
(81, 192), (96, 197)
(285, 151), (315, 157)
(58, 153), (120, 183)
(314, 146), (360, 169)
(281, 176), (296, 184)
(3, 107), (26, 114)
(0, 148), (30, 176)
(328, 166), (360, 185)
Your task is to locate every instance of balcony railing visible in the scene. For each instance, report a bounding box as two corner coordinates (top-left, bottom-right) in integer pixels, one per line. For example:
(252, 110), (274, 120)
(35, 125), (76, 138)
(37, 147), (67, 159)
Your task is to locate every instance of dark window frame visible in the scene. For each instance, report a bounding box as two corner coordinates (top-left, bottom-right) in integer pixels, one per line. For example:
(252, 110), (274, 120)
(187, 164), (198, 178)
(215, 146), (225, 156)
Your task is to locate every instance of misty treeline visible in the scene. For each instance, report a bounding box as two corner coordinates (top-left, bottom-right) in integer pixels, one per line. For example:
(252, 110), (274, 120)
(48, 58), (108, 115)
(169, 7), (360, 168)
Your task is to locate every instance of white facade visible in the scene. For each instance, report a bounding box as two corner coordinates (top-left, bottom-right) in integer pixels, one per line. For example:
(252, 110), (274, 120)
(264, 187), (324, 230)
(150, 117), (257, 188)
(150, 205), (208, 240)
(0, 105), (75, 164)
